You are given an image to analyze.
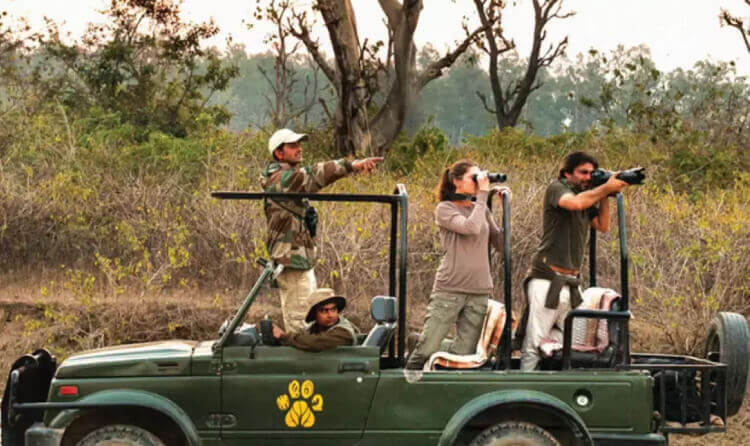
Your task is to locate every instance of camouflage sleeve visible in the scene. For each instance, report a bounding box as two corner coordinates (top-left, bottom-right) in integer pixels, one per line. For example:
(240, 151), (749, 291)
(280, 159), (353, 193)
(282, 327), (353, 352)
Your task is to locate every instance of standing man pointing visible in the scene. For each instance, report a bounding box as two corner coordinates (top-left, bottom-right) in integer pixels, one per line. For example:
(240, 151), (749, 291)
(261, 128), (382, 332)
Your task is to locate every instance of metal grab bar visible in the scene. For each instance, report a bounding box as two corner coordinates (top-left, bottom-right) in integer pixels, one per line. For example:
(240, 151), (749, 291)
(488, 190), (512, 370)
(561, 309), (631, 370)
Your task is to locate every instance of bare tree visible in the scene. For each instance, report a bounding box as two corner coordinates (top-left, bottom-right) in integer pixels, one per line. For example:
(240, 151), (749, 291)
(253, 0), (320, 128)
(721, 1), (750, 54)
(474, 0), (573, 129)
(282, 0), (493, 156)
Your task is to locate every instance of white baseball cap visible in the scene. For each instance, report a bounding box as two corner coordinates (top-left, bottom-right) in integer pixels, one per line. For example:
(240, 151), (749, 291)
(268, 128), (308, 155)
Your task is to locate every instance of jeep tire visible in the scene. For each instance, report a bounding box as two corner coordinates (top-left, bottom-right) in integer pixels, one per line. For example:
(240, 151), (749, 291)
(704, 311), (749, 416)
(469, 421), (560, 446)
(76, 424), (165, 446)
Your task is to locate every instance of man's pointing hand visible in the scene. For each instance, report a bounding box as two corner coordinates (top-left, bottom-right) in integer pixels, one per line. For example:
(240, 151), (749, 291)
(352, 157), (384, 173)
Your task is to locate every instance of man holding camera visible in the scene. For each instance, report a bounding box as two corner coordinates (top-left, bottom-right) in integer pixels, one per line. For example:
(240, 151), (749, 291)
(262, 128), (382, 333)
(520, 151), (630, 371)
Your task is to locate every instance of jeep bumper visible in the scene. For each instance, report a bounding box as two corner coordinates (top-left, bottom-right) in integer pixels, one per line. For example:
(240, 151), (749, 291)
(592, 432), (666, 445)
(24, 422), (64, 446)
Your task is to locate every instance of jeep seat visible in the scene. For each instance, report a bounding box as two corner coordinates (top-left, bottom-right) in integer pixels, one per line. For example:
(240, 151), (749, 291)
(539, 287), (626, 370)
(362, 296), (397, 352)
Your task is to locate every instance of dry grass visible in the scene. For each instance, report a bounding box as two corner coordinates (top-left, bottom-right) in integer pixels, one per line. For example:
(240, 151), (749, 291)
(673, 405), (750, 446)
(0, 121), (748, 441)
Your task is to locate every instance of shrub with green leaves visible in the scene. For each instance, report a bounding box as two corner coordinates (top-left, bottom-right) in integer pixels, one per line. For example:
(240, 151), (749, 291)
(386, 120), (449, 174)
(35, 0), (238, 138)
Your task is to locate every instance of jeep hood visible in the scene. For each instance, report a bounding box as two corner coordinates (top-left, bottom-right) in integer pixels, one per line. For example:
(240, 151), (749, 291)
(55, 340), (199, 378)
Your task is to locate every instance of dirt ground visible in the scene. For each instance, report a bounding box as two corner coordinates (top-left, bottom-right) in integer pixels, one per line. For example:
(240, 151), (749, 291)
(1, 281), (748, 445)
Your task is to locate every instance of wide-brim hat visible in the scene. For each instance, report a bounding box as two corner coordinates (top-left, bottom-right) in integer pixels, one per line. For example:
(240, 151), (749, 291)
(305, 288), (346, 323)
(268, 128), (308, 155)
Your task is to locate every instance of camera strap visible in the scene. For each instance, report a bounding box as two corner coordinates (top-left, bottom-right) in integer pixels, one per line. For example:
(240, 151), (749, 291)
(445, 192), (475, 202)
(266, 197), (318, 238)
(265, 197), (307, 219)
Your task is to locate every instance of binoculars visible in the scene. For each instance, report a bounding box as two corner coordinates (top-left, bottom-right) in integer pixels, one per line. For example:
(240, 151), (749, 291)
(472, 172), (507, 183)
(591, 167), (646, 188)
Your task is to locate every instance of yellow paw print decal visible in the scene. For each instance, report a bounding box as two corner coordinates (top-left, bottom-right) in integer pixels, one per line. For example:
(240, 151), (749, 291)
(276, 379), (324, 428)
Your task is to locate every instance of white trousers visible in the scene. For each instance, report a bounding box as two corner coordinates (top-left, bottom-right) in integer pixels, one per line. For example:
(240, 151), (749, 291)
(276, 268), (318, 333)
(520, 278), (577, 371)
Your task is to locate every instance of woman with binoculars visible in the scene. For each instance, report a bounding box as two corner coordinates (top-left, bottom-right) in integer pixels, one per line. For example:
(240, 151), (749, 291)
(406, 160), (509, 371)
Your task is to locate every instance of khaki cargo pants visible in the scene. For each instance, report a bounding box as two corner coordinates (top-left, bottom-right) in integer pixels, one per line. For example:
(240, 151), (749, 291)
(406, 292), (489, 370)
(276, 268), (317, 333)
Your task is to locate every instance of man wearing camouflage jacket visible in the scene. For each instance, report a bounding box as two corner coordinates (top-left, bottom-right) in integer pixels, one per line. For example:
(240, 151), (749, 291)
(261, 128), (382, 332)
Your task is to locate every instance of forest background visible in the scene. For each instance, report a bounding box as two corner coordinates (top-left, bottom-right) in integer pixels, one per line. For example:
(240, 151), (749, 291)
(1, 1), (749, 443)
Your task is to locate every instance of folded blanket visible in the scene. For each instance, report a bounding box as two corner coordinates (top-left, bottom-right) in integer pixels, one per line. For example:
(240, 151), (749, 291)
(425, 299), (514, 370)
(539, 287), (621, 357)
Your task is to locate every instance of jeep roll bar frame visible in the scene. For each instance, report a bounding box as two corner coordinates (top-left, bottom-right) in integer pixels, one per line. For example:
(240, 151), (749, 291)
(560, 192), (633, 368)
(211, 184), (409, 365)
(487, 190), (513, 370)
(489, 191), (639, 370)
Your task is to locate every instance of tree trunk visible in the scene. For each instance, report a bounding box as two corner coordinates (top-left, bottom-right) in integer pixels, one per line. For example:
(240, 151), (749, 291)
(317, 0), (371, 156)
(369, 0), (422, 154)
(292, 0), (481, 156)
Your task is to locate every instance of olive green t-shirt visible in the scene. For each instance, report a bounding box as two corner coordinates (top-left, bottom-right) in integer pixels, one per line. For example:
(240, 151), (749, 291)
(532, 179), (597, 271)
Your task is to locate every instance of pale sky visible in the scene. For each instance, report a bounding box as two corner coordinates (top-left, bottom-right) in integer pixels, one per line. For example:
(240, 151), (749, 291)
(5, 0), (750, 75)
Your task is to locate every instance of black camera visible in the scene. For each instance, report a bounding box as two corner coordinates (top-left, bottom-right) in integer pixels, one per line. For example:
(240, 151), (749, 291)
(260, 316), (280, 346)
(590, 167), (646, 188)
(304, 205), (318, 238)
(472, 172), (507, 183)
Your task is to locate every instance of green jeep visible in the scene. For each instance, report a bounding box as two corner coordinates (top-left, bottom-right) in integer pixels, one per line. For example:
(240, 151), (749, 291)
(3, 185), (748, 446)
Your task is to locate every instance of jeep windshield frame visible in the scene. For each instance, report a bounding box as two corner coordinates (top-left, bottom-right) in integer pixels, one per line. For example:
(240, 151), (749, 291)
(211, 184), (409, 364)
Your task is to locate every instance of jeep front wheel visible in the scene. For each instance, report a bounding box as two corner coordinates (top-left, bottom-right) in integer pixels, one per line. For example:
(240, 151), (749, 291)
(76, 424), (165, 446)
(470, 421), (560, 446)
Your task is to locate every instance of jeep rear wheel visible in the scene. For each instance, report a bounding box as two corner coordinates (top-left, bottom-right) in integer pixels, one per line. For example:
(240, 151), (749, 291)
(76, 424), (165, 446)
(704, 312), (749, 416)
(469, 421), (560, 446)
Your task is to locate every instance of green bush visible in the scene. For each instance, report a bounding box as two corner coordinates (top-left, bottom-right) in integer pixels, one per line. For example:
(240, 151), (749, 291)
(386, 120), (449, 174)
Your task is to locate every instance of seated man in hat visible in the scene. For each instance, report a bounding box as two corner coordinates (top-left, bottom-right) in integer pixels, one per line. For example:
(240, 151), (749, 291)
(272, 288), (359, 352)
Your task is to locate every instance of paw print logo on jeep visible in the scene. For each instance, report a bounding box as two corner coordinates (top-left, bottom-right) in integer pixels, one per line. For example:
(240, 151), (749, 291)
(276, 379), (324, 428)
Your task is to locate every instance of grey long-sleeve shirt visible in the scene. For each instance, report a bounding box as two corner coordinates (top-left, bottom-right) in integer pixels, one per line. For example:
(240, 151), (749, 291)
(432, 191), (504, 295)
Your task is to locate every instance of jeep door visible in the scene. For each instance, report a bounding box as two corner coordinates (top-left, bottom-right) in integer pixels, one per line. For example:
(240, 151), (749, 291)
(220, 344), (380, 445)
